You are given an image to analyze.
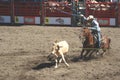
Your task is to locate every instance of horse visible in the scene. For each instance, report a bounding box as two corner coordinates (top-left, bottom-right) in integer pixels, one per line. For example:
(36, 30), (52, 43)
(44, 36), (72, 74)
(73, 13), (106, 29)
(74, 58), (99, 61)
(79, 27), (111, 59)
(100, 35), (111, 56)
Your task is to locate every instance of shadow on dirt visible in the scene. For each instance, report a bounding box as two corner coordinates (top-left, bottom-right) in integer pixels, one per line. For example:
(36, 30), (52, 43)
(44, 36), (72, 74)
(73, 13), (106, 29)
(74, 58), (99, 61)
(32, 55), (100, 70)
(71, 55), (99, 62)
(71, 56), (81, 62)
(32, 62), (55, 70)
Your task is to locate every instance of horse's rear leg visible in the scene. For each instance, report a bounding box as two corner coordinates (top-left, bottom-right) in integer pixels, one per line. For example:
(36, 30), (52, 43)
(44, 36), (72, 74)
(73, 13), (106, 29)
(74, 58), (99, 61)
(84, 50), (91, 58)
(80, 49), (85, 59)
(108, 38), (111, 54)
(88, 49), (97, 58)
(100, 49), (106, 57)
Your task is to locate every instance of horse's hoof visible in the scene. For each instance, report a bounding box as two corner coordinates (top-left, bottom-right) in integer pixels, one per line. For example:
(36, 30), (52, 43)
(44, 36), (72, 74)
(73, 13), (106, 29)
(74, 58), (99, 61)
(96, 52), (100, 55)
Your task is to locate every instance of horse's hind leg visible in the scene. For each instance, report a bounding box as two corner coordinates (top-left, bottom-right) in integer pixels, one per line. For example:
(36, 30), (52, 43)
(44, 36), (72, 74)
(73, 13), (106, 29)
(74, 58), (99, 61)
(88, 50), (96, 58)
(84, 50), (91, 59)
(80, 49), (85, 59)
(100, 49), (106, 57)
(108, 38), (111, 54)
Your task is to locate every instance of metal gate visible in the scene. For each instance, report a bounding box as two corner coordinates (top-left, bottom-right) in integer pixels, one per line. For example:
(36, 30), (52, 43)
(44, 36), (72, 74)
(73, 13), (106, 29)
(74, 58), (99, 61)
(0, 0), (120, 26)
(0, 1), (11, 24)
(43, 1), (72, 25)
(86, 2), (117, 26)
(118, 3), (120, 27)
(14, 1), (42, 25)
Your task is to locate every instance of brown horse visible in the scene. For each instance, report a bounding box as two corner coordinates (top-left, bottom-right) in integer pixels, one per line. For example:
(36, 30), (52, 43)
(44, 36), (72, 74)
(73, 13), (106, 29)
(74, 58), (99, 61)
(79, 27), (111, 59)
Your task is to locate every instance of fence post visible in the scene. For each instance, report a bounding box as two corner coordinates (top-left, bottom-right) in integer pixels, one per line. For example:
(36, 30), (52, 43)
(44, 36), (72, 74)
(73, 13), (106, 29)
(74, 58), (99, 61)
(71, 0), (77, 27)
(11, 0), (14, 25)
(117, 2), (118, 27)
(71, 0), (75, 27)
(42, 1), (45, 26)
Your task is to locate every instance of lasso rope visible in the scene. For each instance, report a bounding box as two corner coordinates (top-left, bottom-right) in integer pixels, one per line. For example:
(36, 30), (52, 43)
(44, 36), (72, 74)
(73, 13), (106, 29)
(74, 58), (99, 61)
(79, 47), (110, 50)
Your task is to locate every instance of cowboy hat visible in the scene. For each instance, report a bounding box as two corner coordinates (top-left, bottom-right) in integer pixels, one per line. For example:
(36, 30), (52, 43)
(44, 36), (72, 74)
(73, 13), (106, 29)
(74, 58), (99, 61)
(87, 15), (94, 20)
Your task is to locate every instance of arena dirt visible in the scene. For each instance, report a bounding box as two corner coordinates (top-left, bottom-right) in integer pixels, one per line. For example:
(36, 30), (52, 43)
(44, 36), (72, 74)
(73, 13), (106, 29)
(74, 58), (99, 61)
(0, 25), (120, 80)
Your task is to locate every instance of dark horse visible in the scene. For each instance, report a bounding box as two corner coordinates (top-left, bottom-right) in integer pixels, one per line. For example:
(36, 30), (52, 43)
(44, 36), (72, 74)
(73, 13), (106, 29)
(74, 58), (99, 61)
(79, 27), (111, 59)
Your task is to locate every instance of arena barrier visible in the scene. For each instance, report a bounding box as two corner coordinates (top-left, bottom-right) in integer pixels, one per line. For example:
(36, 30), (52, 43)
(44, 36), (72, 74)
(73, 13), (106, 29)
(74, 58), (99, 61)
(0, 1), (11, 23)
(86, 2), (117, 26)
(0, 0), (120, 26)
(14, 2), (42, 25)
(43, 1), (72, 25)
(118, 3), (120, 27)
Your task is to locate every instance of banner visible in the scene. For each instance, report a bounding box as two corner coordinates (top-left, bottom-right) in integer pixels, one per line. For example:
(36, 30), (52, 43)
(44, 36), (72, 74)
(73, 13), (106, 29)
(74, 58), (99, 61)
(97, 18), (116, 26)
(24, 16), (35, 24)
(15, 16), (40, 24)
(45, 17), (71, 25)
(0, 16), (11, 23)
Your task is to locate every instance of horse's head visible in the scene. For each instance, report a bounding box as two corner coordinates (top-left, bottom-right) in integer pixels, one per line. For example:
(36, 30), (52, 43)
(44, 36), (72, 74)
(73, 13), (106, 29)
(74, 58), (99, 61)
(82, 27), (91, 37)
(81, 27), (94, 46)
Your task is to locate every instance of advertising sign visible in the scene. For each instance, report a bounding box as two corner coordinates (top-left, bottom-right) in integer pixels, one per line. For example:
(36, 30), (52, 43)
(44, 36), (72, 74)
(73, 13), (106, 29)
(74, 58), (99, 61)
(45, 17), (71, 25)
(97, 18), (110, 26)
(15, 16), (24, 24)
(24, 16), (35, 24)
(0, 16), (11, 23)
(15, 16), (40, 24)
(97, 18), (116, 26)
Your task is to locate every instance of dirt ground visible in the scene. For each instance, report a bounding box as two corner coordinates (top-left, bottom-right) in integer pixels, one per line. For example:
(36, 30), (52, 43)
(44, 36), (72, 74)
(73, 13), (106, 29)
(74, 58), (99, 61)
(0, 25), (120, 80)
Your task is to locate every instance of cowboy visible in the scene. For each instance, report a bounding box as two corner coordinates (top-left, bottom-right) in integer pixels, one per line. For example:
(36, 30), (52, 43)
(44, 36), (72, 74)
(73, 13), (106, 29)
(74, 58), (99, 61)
(80, 14), (101, 48)
(87, 15), (101, 48)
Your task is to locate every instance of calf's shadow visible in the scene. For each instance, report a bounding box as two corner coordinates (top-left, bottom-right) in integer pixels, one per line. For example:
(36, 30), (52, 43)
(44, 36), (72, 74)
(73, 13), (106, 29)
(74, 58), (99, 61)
(32, 62), (55, 70)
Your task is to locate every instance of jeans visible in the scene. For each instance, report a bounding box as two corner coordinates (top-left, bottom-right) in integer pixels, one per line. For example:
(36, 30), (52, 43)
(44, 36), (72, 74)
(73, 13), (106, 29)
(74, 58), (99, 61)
(91, 30), (101, 48)
(97, 31), (101, 48)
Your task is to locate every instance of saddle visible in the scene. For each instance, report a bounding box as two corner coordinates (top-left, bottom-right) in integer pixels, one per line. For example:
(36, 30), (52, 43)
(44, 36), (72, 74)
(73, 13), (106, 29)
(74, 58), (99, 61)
(91, 30), (99, 47)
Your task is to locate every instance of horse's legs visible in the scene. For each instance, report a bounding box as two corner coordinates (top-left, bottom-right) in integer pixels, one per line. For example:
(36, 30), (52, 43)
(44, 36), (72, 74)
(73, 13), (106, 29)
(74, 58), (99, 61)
(80, 49), (85, 59)
(108, 38), (111, 54)
(84, 50), (91, 58)
(88, 49), (96, 58)
(101, 48), (107, 57)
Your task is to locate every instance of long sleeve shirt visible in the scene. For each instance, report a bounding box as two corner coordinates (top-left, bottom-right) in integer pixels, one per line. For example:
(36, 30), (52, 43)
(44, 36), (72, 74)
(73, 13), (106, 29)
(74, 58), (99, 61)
(90, 19), (101, 32)
(81, 15), (87, 27)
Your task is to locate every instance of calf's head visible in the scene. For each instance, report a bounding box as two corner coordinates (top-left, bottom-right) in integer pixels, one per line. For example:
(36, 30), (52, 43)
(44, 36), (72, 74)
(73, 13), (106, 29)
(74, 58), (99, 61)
(51, 42), (60, 55)
(47, 42), (61, 61)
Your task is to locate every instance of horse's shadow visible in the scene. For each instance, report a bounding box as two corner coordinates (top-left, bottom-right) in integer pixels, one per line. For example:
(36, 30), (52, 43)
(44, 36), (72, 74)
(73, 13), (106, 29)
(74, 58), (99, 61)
(71, 55), (98, 62)
(32, 62), (55, 70)
(71, 56), (81, 62)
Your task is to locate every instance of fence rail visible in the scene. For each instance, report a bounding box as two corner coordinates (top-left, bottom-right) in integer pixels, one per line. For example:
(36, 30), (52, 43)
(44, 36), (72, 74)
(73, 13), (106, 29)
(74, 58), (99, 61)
(14, 2), (42, 16)
(86, 2), (117, 18)
(0, 2), (11, 15)
(0, 1), (119, 26)
(86, 2), (118, 26)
